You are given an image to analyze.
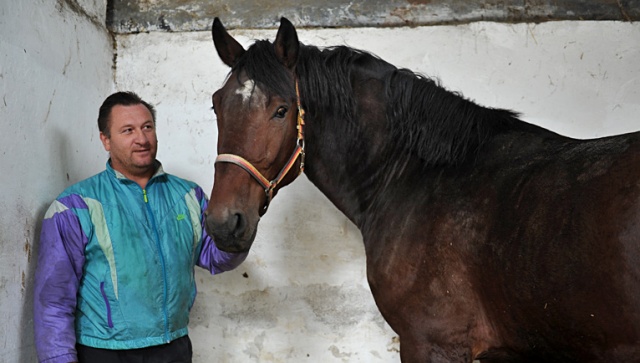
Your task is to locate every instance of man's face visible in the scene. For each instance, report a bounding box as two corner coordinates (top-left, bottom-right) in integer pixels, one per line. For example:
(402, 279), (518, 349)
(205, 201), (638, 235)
(100, 104), (158, 179)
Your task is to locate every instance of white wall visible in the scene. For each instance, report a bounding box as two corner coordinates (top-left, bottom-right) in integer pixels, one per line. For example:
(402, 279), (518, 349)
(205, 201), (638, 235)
(115, 21), (640, 362)
(0, 0), (113, 361)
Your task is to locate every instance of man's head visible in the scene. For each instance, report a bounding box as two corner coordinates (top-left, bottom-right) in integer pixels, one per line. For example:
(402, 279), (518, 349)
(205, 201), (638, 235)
(98, 92), (159, 184)
(98, 91), (156, 137)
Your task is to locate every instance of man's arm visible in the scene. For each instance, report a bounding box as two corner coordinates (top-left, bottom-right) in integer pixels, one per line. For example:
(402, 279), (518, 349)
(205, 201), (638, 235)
(194, 187), (248, 274)
(198, 231), (248, 274)
(34, 197), (87, 363)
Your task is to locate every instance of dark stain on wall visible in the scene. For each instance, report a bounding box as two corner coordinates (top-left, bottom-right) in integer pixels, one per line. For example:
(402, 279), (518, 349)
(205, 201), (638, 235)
(107, 0), (639, 34)
(57, 0), (104, 29)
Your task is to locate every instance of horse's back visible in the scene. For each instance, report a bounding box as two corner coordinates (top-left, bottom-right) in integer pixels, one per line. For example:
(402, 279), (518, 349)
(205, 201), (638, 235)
(475, 130), (640, 361)
(364, 130), (640, 362)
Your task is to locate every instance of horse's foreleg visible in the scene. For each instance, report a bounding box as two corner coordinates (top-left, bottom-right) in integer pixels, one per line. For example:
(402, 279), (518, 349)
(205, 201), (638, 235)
(399, 336), (474, 363)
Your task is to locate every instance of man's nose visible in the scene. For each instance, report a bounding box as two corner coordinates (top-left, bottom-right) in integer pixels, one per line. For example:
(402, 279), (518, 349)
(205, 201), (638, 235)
(134, 129), (150, 144)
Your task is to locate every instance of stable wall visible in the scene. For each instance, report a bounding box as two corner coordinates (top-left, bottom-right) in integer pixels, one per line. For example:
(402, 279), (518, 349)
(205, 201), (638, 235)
(1, 2), (638, 360)
(115, 21), (640, 362)
(0, 0), (114, 361)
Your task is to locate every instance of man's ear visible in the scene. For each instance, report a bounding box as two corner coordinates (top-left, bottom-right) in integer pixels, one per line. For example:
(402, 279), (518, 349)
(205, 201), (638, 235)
(100, 132), (111, 152)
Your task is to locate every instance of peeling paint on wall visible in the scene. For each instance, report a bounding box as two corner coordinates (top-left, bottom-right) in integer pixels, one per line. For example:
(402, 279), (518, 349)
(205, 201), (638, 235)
(107, 0), (640, 33)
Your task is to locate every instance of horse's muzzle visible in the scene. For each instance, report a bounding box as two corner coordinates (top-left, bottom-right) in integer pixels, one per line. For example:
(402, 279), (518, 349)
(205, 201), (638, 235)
(204, 210), (257, 253)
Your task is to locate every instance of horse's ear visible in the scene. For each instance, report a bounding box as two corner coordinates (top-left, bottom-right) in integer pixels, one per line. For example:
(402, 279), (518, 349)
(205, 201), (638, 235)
(274, 17), (299, 70)
(212, 17), (245, 67)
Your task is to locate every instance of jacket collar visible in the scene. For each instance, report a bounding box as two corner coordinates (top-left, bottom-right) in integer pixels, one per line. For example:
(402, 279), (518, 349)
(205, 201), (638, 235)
(106, 159), (165, 184)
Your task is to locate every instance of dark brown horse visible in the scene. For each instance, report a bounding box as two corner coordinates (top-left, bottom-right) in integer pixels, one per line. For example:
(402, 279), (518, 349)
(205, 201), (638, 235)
(205, 17), (640, 362)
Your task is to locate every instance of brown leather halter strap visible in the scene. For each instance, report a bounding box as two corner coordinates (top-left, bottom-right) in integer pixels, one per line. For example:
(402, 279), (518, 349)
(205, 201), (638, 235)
(215, 80), (306, 212)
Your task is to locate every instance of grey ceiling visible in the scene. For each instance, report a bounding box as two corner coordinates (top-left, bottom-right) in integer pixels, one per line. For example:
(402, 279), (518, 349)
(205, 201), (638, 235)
(107, 0), (640, 34)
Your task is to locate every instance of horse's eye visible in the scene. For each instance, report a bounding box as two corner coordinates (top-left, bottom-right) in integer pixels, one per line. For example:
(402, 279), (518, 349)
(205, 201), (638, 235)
(274, 106), (288, 119)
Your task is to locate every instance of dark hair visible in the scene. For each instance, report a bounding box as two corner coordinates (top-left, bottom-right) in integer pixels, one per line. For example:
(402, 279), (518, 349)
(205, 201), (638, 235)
(98, 91), (156, 137)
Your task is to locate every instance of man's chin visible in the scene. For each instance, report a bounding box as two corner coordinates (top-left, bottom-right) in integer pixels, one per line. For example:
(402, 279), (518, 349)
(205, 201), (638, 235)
(132, 157), (157, 170)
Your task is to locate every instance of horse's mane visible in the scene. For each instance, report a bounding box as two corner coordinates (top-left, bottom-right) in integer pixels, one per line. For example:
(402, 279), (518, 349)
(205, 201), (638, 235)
(384, 67), (524, 166)
(236, 40), (533, 166)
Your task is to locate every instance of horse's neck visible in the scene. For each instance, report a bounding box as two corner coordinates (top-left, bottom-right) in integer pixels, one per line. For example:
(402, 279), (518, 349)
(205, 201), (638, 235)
(298, 53), (563, 227)
(302, 111), (563, 231)
(302, 111), (410, 228)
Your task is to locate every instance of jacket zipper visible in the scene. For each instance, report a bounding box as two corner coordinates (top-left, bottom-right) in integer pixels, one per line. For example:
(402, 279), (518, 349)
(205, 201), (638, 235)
(143, 188), (171, 343)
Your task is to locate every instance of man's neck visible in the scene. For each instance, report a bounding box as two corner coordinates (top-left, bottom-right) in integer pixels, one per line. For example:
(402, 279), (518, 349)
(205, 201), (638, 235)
(109, 160), (159, 189)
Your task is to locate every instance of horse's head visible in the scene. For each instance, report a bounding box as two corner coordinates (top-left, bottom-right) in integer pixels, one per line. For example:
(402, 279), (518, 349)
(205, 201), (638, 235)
(205, 17), (305, 253)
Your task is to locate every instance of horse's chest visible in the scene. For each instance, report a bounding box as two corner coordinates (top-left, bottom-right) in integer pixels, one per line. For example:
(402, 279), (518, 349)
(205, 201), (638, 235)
(362, 211), (483, 319)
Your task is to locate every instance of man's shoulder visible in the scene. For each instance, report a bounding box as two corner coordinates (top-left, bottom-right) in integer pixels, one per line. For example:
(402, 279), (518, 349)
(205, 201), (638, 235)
(45, 170), (111, 215)
(163, 173), (202, 191)
(160, 173), (208, 203)
(58, 170), (111, 200)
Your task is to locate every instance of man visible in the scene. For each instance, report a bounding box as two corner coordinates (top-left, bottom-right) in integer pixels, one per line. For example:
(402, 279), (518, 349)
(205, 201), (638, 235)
(33, 91), (247, 363)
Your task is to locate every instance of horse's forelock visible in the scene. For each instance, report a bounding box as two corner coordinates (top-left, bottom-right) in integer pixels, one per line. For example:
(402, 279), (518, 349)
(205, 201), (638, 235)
(233, 40), (296, 101)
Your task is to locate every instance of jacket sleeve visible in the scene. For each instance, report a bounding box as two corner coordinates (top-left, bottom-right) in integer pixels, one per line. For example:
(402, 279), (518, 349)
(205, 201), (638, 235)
(34, 198), (87, 363)
(194, 187), (248, 274)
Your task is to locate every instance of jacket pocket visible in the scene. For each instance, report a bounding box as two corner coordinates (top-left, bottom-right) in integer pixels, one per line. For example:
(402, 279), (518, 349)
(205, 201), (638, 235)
(100, 281), (114, 328)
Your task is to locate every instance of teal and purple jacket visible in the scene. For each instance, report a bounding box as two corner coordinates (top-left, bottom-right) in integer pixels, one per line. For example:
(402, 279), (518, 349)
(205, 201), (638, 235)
(33, 161), (248, 363)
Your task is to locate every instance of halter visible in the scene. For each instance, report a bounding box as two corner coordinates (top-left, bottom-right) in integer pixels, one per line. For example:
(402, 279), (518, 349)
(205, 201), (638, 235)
(215, 80), (306, 212)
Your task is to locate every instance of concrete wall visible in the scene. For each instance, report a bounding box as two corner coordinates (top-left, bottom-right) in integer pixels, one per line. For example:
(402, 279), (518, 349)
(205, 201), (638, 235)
(107, 0), (640, 32)
(0, 0), (114, 361)
(115, 21), (640, 362)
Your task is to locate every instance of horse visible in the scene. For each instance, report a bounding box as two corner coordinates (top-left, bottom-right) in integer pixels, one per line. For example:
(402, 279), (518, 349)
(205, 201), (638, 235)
(204, 17), (640, 362)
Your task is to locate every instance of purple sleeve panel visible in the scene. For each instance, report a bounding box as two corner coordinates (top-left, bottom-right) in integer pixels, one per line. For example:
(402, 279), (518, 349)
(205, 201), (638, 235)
(195, 189), (248, 274)
(34, 196), (88, 363)
(198, 231), (249, 274)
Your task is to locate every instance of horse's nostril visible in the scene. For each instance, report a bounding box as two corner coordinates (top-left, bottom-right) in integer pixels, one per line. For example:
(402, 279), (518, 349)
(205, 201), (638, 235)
(232, 212), (247, 238)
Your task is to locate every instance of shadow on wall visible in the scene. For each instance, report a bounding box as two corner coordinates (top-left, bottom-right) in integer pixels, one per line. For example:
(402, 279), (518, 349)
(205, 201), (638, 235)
(20, 202), (49, 362)
(23, 126), (76, 361)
